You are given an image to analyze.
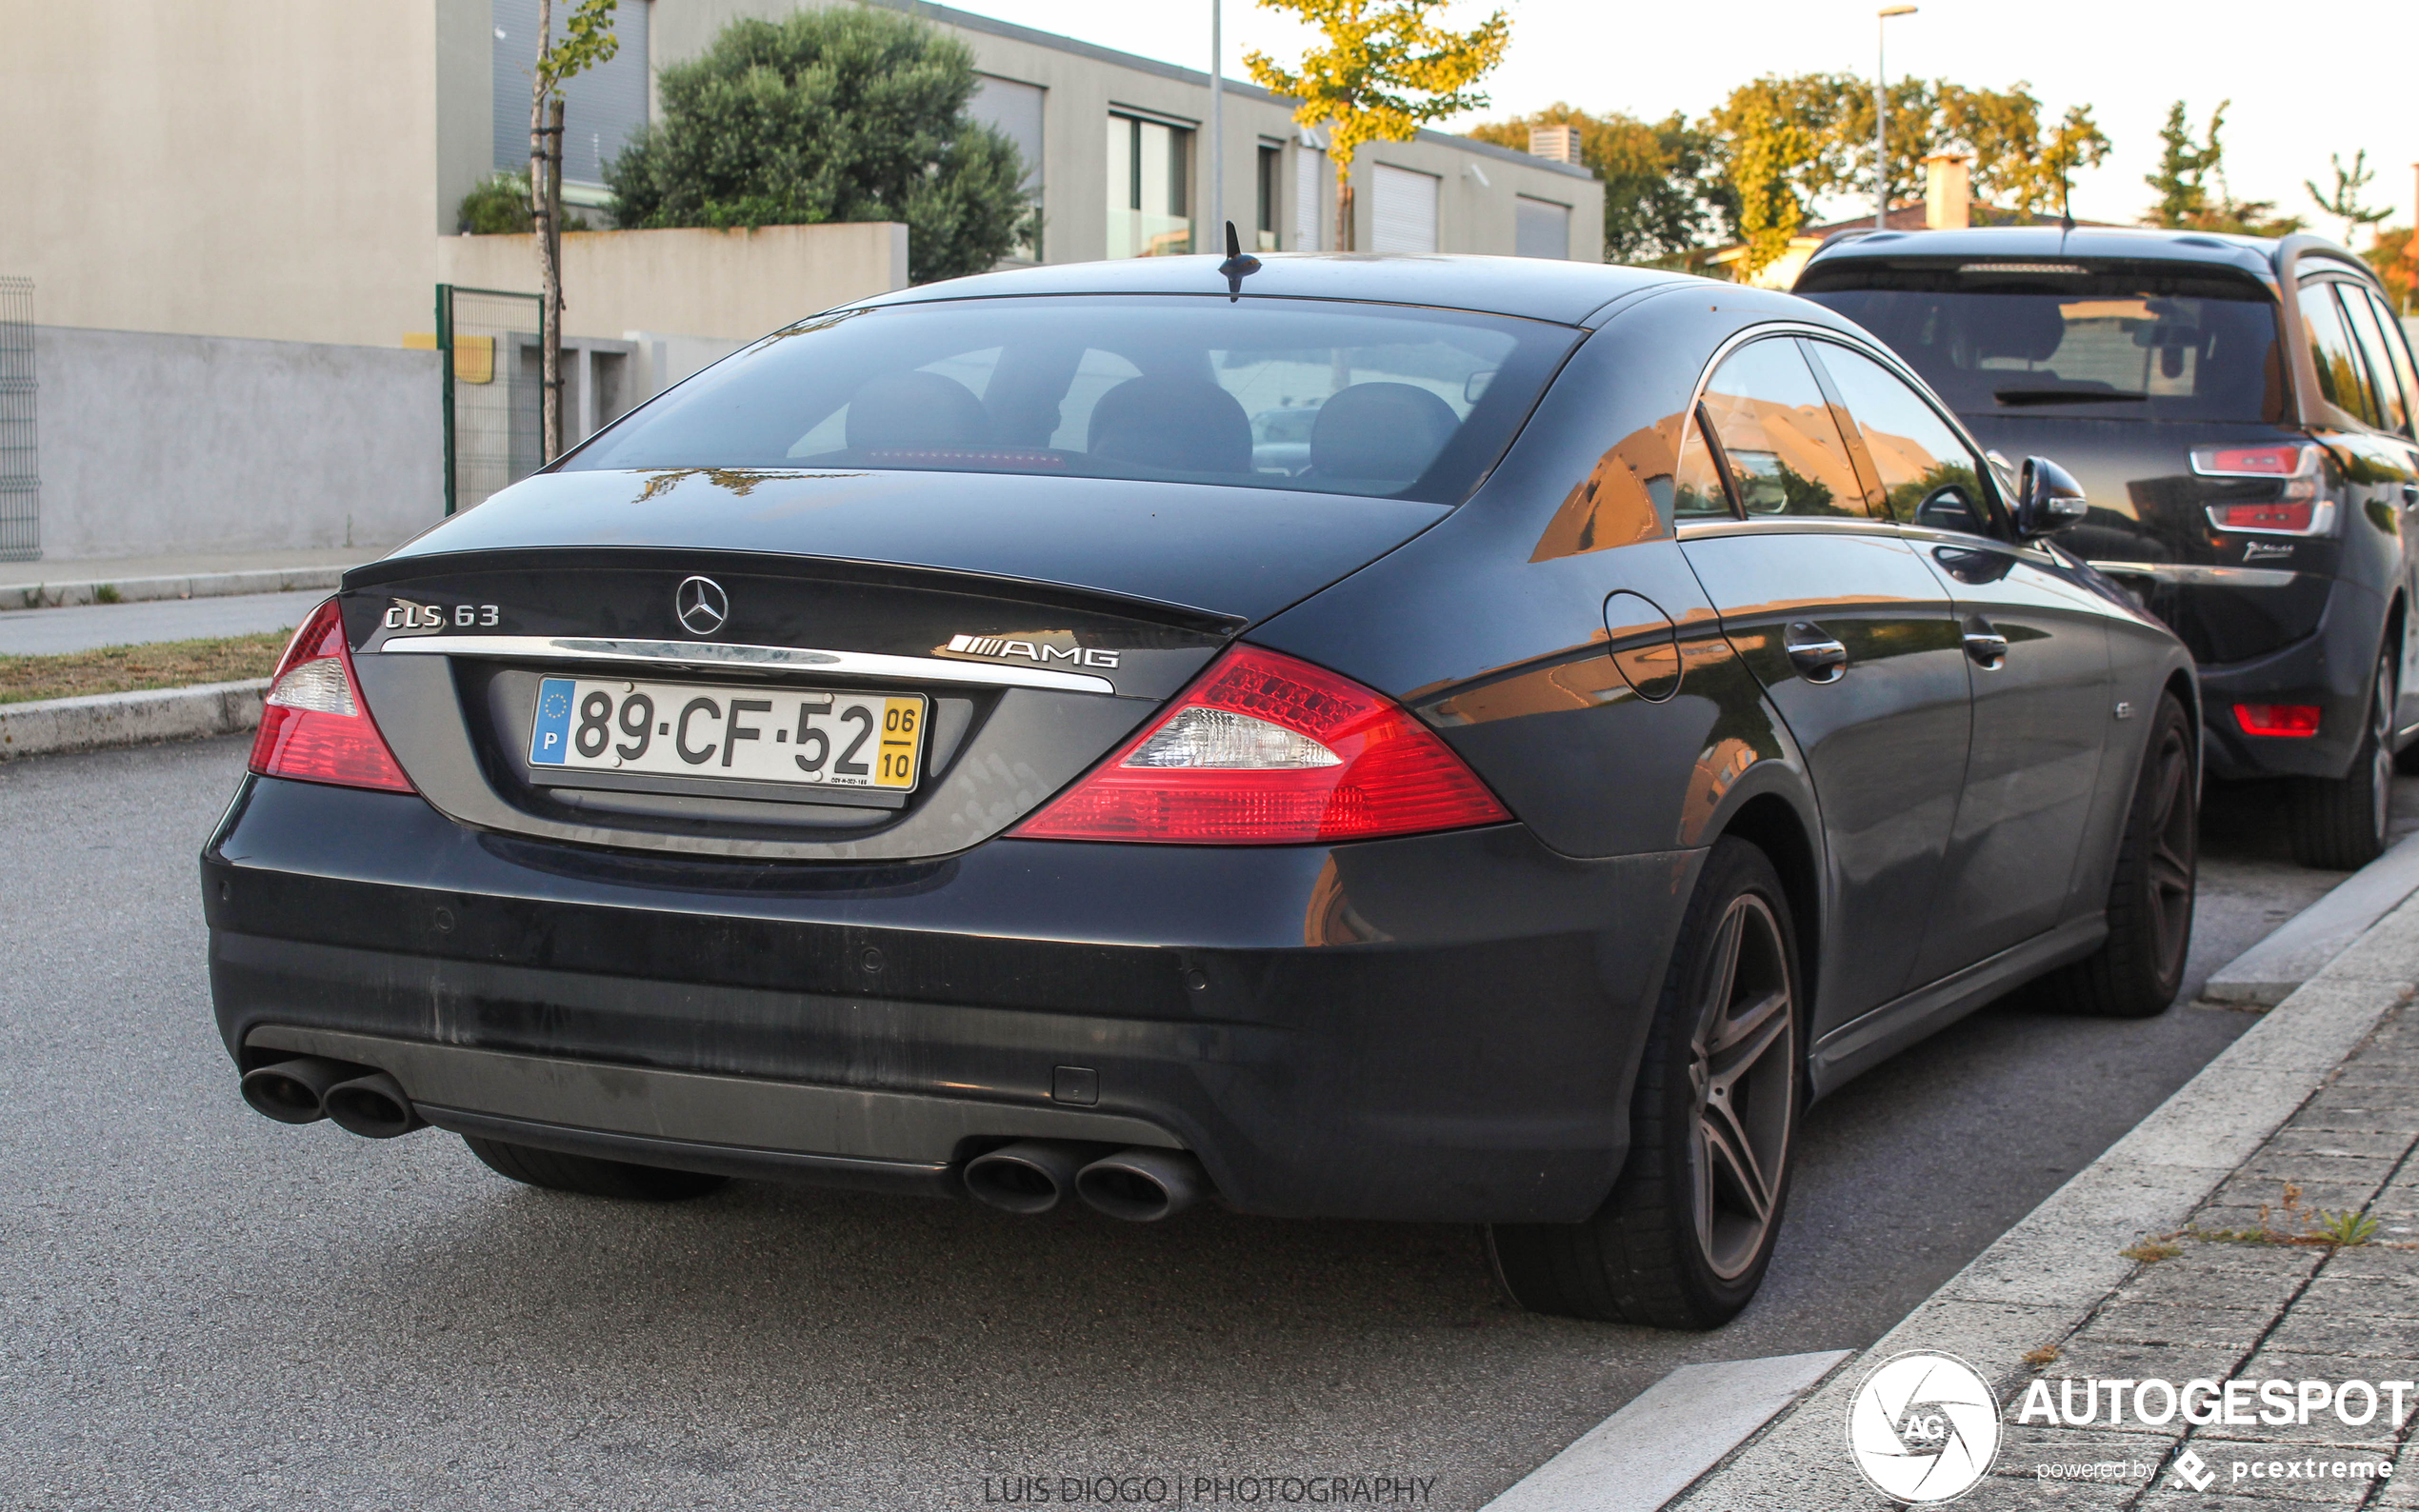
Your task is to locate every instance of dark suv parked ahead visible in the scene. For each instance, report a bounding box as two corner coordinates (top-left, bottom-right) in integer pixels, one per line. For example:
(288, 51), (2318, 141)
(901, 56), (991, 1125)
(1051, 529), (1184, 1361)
(1799, 229), (2419, 866)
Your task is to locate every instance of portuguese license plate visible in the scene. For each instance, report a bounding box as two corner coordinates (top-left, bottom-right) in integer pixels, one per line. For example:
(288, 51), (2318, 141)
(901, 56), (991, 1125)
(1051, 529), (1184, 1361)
(529, 677), (926, 791)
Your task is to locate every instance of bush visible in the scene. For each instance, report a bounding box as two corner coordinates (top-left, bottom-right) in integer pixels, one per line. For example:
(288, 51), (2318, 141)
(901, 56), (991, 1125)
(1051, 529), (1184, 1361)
(604, 9), (1030, 283)
(456, 170), (594, 235)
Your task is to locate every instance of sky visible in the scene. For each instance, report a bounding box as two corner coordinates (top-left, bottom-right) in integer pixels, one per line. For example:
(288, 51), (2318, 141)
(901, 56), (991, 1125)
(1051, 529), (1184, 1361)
(940, 0), (2416, 243)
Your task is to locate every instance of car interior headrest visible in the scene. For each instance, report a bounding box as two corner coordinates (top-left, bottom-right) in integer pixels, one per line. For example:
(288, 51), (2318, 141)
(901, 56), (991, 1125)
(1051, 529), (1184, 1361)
(1309, 382), (1461, 484)
(847, 370), (993, 451)
(1971, 301), (2066, 365)
(1087, 375), (1252, 475)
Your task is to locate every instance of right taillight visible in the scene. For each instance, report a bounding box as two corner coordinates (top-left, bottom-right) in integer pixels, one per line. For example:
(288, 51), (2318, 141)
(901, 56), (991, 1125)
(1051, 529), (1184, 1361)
(2195, 442), (2330, 536)
(249, 596), (415, 793)
(1013, 644), (1509, 845)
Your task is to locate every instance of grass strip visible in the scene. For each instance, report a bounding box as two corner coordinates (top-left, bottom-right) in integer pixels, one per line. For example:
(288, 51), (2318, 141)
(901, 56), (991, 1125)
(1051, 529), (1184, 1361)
(0, 630), (291, 706)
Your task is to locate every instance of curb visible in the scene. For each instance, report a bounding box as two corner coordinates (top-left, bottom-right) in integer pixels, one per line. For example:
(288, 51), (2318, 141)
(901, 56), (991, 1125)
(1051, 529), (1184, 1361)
(0, 680), (269, 760)
(1661, 893), (2419, 1510)
(0, 567), (344, 611)
(2203, 826), (2419, 1005)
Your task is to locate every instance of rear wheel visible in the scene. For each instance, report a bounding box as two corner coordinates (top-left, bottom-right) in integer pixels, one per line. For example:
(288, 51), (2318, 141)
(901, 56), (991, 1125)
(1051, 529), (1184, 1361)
(2035, 692), (2195, 1018)
(462, 1135), (730, 1202)
(1488, 838), (1801, 1329)
(2287, 650), (2394, 870)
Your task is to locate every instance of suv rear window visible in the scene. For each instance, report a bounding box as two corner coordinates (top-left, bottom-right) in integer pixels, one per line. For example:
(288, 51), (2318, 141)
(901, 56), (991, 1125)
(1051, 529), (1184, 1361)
(566, 295), (1578, 505)
(1797, 263), (2286, 423)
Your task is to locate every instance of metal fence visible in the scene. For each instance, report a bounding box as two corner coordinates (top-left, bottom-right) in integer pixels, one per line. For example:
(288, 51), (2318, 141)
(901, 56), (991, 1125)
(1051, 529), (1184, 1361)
(0, 277), (36, 561)
(437, 284), (545, 515)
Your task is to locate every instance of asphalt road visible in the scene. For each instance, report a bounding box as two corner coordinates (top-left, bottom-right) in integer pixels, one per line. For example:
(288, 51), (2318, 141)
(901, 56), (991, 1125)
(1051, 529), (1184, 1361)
(0, 736), (2394, 1509)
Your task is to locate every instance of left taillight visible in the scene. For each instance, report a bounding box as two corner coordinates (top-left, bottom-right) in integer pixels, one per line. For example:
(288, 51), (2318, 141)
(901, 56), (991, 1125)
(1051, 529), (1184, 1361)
(2194, 442), (2331, 536)
(248, 596), (415, 793)
(1013, 644), (1509, 846)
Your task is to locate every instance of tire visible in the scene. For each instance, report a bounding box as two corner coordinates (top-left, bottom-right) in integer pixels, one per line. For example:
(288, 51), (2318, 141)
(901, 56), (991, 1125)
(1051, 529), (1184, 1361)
(2287, 649), (2394, 870)
(461, 1135), (730, 1202)
(1488, 838), (1802, 1329)
(2035, 692), (2196, 1019)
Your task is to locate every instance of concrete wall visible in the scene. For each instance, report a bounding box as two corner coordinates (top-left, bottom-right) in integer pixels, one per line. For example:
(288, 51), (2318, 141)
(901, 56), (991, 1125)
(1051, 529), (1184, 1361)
(434, 222), (911, 342)
(34, 328), (443, 561)
(0, 0), (454, 349)
(650, 0), (1604, 266)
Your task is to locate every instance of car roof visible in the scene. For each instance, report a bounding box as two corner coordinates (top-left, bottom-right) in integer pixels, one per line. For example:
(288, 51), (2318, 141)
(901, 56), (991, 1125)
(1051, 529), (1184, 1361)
(846, 252), (1686, 328)
(1797, 225), (2378, 288)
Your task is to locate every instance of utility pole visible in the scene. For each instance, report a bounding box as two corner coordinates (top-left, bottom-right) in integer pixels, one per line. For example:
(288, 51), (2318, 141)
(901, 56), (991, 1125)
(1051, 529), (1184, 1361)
(1208, 0), (1223, 253)
(1876, 6), (1916, 231)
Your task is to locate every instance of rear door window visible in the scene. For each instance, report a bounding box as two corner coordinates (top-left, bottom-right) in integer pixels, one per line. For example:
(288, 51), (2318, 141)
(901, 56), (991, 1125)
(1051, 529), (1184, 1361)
(2339, 285), (2413, 438)
(2365, 288), (2419, 442)
(1697, 338), (1869, 519)
(1809, 343), (1993, 534)
(2300, 281), (2383, 427)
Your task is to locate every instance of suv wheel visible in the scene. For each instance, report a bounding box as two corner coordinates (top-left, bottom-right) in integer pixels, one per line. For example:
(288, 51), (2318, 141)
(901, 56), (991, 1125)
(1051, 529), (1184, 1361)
(2036, 692), (2194, 1017)
(462, 1135), (730, 1201)
(1488, 838), (1800, 1329)
(2288, 650), (2395, 870)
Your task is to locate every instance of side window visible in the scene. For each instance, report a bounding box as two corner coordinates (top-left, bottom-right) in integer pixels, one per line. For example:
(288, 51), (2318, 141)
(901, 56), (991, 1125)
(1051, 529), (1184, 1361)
(1697, 338), (1868, 518)
(1810, 343), (1993, 535)
(2341, 286), (2414, 439)
(2299, 282), (2382, 427)
(2368, 288), (2419, 443)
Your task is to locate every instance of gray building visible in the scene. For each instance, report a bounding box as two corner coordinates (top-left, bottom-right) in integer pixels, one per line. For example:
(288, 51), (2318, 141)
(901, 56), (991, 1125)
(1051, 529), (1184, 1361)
(495, 0), (1605, 265)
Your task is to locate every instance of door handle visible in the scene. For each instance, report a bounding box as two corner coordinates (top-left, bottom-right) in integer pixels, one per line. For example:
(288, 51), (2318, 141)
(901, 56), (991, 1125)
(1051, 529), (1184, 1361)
(1783, 622), (1848, 684)
(2402, 483), (2418, 507)
(1963, 617), (2009, 668)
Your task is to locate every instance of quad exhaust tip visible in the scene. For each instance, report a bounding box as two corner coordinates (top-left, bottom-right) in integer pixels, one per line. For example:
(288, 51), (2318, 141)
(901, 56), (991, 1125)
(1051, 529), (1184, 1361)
(239, 1057), (427, 1139)
(1074, 1148), (1207, 1223)
(963, 1142), (1210, 1221)
(322, 1071), (427, 1139)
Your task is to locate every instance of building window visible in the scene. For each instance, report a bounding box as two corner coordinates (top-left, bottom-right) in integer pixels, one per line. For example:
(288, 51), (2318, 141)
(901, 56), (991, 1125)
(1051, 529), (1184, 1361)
(1370, 164), (1439, 253)
(490, 0), (650, 189)
(970, 74), (1046, 262)
(1292, 144), (1326, 250)
(1255, 145), (1281, 251)
(1515, 196), (1571, 260)
(1107, 113), (1190, 258)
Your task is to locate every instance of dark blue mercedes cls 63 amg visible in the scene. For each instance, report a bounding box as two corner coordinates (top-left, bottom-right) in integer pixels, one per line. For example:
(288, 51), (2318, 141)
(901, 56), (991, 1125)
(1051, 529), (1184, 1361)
(207, 250), (2197, 1328)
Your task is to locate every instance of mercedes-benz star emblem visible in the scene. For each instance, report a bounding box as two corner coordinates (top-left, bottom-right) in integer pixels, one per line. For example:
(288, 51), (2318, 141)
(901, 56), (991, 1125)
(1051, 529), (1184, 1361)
(675, 575), (729, 637)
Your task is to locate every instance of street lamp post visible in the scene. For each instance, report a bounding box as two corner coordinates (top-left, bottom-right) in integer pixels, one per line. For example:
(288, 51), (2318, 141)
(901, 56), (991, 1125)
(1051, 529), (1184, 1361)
(1877, 6), (1917, 231)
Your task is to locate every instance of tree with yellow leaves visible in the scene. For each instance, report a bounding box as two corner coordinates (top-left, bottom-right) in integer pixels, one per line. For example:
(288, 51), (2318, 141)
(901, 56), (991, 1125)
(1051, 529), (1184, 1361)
(1244, 0), (1509, 251)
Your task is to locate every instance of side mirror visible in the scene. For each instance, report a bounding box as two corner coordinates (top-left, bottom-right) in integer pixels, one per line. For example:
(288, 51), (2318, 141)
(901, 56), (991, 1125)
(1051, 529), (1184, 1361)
(2015, 456), (2089, 539)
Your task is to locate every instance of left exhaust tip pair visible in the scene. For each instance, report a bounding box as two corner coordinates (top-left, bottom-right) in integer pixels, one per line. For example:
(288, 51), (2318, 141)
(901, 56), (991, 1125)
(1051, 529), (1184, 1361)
(239, 1057), (425, 1139)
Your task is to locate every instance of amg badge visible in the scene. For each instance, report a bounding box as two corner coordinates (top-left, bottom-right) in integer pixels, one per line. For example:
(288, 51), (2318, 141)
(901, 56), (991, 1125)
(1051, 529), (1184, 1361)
(944, 633), (1120, 669)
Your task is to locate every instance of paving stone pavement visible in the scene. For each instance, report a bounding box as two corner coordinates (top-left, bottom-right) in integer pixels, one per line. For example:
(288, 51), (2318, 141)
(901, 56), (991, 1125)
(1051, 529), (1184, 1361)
(1672, 902), (2419, 1510)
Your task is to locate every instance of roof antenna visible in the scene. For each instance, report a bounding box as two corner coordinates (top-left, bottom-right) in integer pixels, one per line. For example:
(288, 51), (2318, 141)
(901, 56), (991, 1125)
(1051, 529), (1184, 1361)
(1218, 220), (1261, 302)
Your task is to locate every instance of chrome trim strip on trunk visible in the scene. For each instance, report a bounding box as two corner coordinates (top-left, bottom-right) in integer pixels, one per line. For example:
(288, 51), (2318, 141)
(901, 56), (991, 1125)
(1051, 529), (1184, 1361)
(2088, 561), (2298, 588)
(370, 634), (1120, 694)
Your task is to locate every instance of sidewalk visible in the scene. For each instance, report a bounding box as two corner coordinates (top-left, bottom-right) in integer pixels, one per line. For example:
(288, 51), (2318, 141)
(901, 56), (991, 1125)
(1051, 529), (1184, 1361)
(1664, 896), (2419, 1510)
(0, 546), (375, 610)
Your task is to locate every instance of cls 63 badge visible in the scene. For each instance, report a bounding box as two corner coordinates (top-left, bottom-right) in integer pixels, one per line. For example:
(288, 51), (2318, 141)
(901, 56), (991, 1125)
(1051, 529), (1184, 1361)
(384, 598), (499, 633)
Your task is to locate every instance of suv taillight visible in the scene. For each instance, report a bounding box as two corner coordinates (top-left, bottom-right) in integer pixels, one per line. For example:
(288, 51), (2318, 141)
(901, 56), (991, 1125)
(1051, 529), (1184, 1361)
(2194, 442), (2330, 536)
(249, 597), (414, 793)
(1013, 645), (1509, 845)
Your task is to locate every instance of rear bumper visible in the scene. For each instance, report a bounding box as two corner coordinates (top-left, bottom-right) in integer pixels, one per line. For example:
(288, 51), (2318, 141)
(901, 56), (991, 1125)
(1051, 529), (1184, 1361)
(2196, 578), (2385, 782)
(204, 775), (1695, 1223)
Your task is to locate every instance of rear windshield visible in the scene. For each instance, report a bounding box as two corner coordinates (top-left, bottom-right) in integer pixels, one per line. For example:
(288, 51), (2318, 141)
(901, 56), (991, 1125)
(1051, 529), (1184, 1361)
(566, 295), (1579, 504)
(1798, 264), (2286, 423)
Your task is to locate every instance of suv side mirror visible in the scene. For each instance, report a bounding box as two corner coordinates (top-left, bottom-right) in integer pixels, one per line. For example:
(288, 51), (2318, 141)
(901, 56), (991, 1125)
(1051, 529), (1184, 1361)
(2015, 456), (2089, 539)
